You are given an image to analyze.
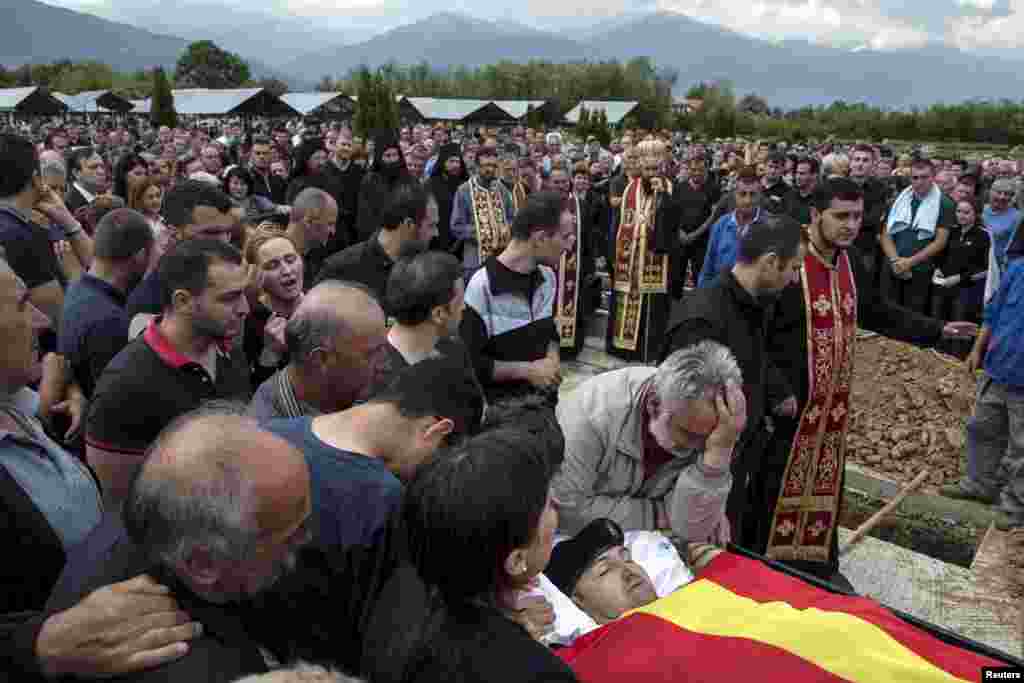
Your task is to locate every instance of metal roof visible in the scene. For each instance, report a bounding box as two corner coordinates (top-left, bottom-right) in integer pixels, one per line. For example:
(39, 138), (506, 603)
(490, 100), (548, 119)
(54, 90), (134, 113)
(0, 87), (38, 111)
(168, 88), (299, 116)
(563, 100), (639, 125)
(0, 87), (68, 115)
(280, 92), (353, 115)
(404, 97), (498, 121)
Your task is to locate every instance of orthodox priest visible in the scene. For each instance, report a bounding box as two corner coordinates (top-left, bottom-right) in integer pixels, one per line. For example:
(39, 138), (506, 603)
(606, 139), (681, 363)
(450, 145), (515, 281)
(549, 165), (598, 358)
(748, 178), (977, 587)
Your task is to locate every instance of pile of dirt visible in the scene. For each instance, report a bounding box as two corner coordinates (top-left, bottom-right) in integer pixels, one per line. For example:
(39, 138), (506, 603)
(846, 335), (977, 492)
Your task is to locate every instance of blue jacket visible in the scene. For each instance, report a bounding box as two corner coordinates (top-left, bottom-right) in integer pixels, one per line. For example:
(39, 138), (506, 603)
(697, 209), (760, 288)
(983, 253), (1024, 391)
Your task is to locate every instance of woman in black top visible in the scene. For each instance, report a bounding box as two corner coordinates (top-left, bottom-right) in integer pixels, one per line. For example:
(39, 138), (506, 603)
(931, 198), (991, 323)
(361, 428), (577, 683)
(243, 228), (304, 386)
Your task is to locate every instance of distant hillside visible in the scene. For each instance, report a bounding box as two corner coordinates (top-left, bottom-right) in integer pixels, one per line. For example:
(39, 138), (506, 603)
(587, 12), (1024, 108)
(3, 0), (188, 71)
(78, 0), (353, 67)
(284, 12), (592, 81)
(4, 0), (294, 84)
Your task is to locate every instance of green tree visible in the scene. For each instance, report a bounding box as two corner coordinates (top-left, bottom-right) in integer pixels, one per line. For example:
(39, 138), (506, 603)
(175, 40), (251, 89)
(373, 71), (399, 130)
(352, 66), (377, 137)
(149, 67), (177, 129)
(738, 93), (770, 116)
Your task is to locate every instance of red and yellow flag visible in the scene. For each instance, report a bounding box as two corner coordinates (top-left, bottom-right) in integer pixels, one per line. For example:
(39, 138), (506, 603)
(558, 552), (1003, 682)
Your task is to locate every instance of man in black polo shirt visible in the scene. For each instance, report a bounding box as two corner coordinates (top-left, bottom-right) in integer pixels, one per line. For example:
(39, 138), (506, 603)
(460, 191), (575, 407)
(126, 181), (239, 323)
(762, 150), (793, 212)
(314, 183), (438, 304)
(784, 157), (819, 226)
(87, 238), (252, 505)
(672, 154), (723, 298)
(848, 144), (890, 286)
(59, 209), (154, 399)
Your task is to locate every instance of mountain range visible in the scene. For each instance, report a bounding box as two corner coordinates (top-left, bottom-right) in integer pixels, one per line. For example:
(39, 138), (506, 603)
(3, 0), (291, 81)
(7, 0), (1024, 108)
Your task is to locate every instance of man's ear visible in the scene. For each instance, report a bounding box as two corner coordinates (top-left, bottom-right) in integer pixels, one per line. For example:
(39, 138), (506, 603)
(761, 252), (781, 273)
(422, 417), (454, 445)
(171, 288), (193, 313)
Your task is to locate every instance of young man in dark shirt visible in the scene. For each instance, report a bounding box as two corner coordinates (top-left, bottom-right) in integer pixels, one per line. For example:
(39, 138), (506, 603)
(59, 209), (153, 399)
(264, 356), (484, 553)
(365, 249), (479, 398)
(672, 154), (723, 297)
(86, 239), (252, 505)
(315, 183), (438, 304)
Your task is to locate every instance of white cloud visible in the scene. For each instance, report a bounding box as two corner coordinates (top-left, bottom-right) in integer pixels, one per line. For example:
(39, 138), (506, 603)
(948, 0), (1024, 49)
(659, 0), (930, 48)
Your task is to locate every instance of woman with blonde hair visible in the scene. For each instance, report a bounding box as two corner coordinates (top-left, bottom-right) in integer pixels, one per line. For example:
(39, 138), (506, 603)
(243, 227), (304, 385)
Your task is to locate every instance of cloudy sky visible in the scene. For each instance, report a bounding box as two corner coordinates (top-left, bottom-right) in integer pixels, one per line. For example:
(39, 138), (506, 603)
(43, 0), (1024, 53)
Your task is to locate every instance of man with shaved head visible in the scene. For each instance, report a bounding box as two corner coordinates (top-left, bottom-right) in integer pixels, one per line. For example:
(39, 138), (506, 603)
(248, 281), (387, 421)
(44, 406), (315, 681)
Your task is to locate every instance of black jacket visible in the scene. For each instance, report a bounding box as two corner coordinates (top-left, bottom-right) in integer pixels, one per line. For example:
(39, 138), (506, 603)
(314, 233), (394, 304)
(318, 160), (366, 248)
(660, 270), (786, 449)
(0, 465), (65, 614)
(854, 176), (890, 253)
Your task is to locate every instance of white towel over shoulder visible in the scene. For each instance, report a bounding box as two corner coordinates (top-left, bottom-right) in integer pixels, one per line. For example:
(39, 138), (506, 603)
(886, 184), (941, 238)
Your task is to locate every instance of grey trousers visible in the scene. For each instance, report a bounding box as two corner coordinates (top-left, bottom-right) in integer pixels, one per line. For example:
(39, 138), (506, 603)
(964, 375), (1024, 517)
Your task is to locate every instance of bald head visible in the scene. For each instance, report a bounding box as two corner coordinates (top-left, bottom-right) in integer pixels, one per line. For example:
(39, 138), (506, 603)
(124, 409), (311, 596)
(285, 281), (387, 412)
(286, 280), (384, 367)
(290, 187), (337, 222)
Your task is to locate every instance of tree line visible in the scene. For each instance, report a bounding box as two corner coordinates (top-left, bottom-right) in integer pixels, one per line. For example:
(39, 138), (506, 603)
(8, 44), (1024, 146)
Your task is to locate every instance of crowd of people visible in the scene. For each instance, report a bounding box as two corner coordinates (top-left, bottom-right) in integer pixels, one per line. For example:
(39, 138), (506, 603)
(0, 112), (1022, 682)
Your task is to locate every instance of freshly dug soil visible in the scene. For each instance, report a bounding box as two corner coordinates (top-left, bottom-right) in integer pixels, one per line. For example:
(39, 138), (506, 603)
(846, 335), (977, 492)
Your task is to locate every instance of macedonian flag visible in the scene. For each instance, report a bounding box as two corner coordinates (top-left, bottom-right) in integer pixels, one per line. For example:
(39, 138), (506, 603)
(558, 552), (1005, 682)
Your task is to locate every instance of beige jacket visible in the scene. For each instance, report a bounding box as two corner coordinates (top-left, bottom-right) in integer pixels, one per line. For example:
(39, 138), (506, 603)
(553, 366), (732, 540)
